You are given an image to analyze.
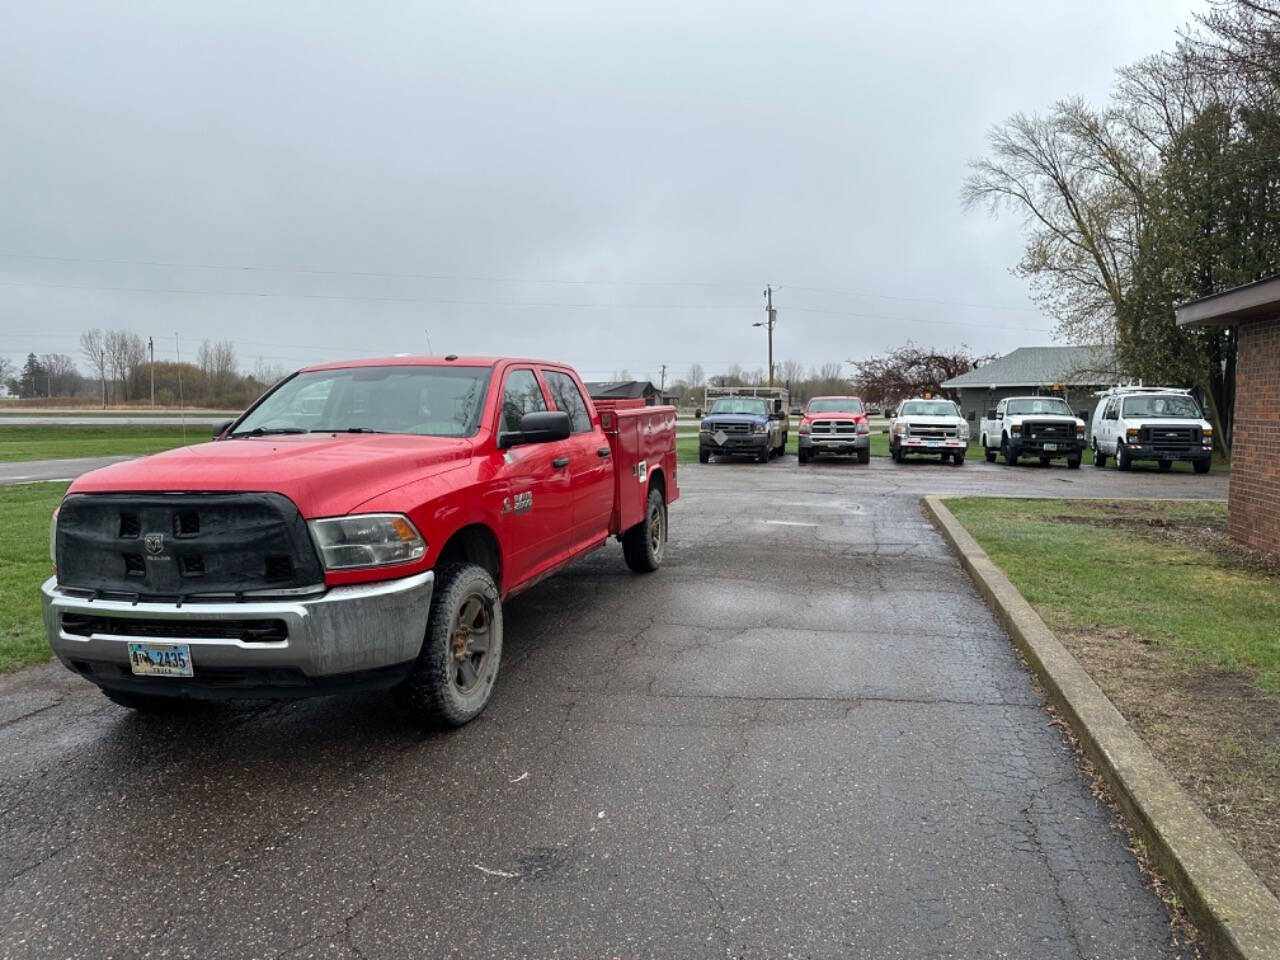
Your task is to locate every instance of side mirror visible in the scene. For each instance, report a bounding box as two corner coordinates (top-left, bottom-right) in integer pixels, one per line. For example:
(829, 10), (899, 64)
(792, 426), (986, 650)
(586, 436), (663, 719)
(211, 418), (234, 440)
(499, 410), (571, 448)
(985, 409), (997, 420)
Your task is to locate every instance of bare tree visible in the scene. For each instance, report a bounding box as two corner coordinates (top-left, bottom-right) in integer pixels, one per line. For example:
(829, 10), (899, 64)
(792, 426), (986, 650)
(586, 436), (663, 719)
(198, 339), (238, 397)
(0, 356), (14, 393)
(39, 353), (78, 397)
(686, 362), (705, 387)
(80, 328), (109, 408)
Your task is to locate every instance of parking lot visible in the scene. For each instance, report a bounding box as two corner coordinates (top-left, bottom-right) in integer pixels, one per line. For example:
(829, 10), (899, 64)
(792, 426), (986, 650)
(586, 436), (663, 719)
(0, 457), (1226, 959)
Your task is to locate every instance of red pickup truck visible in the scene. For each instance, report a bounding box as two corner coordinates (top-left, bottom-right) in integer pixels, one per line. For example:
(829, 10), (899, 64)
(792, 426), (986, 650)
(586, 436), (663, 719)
(41, 357), (678, 726)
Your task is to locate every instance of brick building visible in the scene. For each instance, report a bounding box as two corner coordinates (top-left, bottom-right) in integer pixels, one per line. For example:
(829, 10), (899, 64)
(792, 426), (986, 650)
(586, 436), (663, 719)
(1176, 278), (1280, 556)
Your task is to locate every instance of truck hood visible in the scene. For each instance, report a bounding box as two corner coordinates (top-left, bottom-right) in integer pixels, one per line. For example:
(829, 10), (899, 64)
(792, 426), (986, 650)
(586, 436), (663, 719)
(68, 434), (473, 518)
(802, 411), (867, 424)
(1124, 417), (1210, 429)
(895, 415), (965, 426)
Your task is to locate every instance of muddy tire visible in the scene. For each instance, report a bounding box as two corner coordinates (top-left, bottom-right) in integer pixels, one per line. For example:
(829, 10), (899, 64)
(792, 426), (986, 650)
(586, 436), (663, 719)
(398, 562), (503, 727)
(623, 486), (666, 573)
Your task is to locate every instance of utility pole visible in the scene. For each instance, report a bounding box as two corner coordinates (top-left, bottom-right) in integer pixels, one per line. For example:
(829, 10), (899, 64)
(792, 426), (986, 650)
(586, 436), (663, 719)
(148, 336), (155, 407)
(753, 286), (777, 386)
(659, 364), (667, 393)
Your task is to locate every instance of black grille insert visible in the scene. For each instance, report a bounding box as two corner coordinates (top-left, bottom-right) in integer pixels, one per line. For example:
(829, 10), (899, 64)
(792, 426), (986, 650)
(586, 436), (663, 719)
(56, 492), (324, 599)
(119, 513), (140, 539)
(61, 614), (288, 644)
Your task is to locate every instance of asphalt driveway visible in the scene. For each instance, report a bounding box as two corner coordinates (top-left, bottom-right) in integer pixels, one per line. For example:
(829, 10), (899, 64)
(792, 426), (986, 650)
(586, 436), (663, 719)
(0, 458), (1224, 958)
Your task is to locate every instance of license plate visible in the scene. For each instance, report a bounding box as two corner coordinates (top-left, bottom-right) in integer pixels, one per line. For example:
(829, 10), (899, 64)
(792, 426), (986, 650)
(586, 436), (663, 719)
(925, 440), (941, 446)
(128, 642), (193, 678)
(1043, 443), (1058, 451)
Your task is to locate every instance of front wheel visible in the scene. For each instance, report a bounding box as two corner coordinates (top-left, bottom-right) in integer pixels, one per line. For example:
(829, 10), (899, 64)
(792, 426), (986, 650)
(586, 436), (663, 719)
(623, 487), (666, 572)
(756, 445), (769, 463)
(1158, 459), (1172, 472)
(698, 447), (710, 464)
(398, 562), (503, 727)
(1067, 456), (1081, 469)
(1002, 436), (1018, 466)
(1117, 443), (1132, 471)
(1194, 458), (1212, 475)
(984, 444), (997, 463)
(952, 452), (965, 466)
(856, 447), (870, 465)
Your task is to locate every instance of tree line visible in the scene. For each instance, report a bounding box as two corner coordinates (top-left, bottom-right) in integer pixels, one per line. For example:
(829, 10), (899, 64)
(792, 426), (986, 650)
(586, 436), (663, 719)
(0, 330), (287, 408)
(964, 0), (1280, 450)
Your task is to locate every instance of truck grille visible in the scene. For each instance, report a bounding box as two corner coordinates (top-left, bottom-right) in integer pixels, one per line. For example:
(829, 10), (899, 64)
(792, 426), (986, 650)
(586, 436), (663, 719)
(55, 492), (324, 602)
(810, 420), (858, 436)
(1140, 425), (1199, 451)
(906, 422), (957, 440)
(708, 421), (751, 434)
(1022, 420), (1075, 442)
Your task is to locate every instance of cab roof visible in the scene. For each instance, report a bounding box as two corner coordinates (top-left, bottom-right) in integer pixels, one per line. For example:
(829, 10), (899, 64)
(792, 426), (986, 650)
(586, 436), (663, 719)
(299, 356), (562, 373)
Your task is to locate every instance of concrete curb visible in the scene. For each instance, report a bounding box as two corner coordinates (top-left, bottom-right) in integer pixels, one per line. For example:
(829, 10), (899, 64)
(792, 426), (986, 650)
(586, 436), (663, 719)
(923, 495), (1280, 960)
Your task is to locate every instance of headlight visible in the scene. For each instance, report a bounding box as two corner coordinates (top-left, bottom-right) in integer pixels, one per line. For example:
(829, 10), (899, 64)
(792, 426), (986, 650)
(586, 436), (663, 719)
(1126, 427), (1140, 438)
(893, 422), (905, 436)
(308, 514), (426, 570)
(754, 423), (768, 435)
(958, 423), (970, 440)
(857, 421), (870, 435)
(1009, 421), (1022, 434)
(1203, 427), (1213, 440)
(700, 421), (713, 432)
(49, 508), (59, 571)
(1076, 423), (1086, 437)
(798, 422), (811, 435)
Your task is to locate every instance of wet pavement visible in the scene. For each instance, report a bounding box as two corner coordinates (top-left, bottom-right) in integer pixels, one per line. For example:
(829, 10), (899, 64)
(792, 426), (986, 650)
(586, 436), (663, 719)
(1, 456), (1225, 958)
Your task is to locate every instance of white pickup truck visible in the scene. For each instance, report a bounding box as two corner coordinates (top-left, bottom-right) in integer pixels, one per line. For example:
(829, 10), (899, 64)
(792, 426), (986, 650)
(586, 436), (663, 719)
(889, 398), (969, 465)
(979, 396), (1086, 468)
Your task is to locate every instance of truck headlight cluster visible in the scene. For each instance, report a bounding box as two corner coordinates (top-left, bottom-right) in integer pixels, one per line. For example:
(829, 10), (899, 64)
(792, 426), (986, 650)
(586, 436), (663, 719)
(1203, 427), (1213, 441)
(1076, 423), (1086, 437)
(1126, 427), (1140, 439)
(700, 421), (713, 433)
(754, 423), (768, 435)
(798, 422), (811, 435)
(49, 507), (59, 572)
(856, 422), (870, 435)
(958, 423), (970, 440)
(1009, 422), (1022, 435)
(308, 514), (426, 570)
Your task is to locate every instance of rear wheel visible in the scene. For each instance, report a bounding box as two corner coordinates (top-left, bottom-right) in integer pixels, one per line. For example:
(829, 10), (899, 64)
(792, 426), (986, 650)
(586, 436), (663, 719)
(984, 443), (997, 463)
(398, 562), (503, 727)
(1093, 444), (1107, 468)
(623, 487), (666, 572)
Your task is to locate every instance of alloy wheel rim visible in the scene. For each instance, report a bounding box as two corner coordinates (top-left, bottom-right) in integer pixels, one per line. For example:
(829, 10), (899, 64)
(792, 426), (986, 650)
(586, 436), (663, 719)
(451, 594), (492, 694)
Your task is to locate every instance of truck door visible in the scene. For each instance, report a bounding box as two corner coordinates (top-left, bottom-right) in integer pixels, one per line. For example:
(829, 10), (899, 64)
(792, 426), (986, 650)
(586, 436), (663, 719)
(493, 367), (572, 583)
(541, 368), (614, 547)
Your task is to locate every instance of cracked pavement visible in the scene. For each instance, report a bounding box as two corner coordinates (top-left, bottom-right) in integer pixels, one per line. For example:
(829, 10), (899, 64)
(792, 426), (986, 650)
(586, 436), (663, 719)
(0, 456), (1226, 958)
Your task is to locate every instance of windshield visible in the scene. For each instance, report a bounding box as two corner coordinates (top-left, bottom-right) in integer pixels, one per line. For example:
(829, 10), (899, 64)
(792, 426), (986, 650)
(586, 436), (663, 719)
(1121, 394), (1202, 419)
(1006, 398), (1073, 416)
(807, 398), (863, 414)
(708, 397), (769, 417)
(899, 400), (958, 417)
(233, 365), (491, 437)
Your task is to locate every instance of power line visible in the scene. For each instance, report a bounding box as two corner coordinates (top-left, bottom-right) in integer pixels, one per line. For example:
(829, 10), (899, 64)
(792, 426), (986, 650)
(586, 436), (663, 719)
(780, 283), (1042, 314)
(783, 304), (1051, 333)
(0, 251), (756, 290)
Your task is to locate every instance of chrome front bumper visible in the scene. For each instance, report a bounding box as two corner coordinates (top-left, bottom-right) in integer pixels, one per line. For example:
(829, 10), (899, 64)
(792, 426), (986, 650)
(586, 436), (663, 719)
(41, 571), (434, 688)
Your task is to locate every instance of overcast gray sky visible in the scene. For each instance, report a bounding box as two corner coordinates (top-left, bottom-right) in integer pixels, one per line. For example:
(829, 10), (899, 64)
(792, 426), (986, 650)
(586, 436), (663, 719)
(2, 1), (1198, 386)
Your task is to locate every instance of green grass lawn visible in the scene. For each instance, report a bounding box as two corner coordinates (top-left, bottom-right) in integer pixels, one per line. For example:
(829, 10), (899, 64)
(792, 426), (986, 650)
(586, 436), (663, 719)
(0, 424), (195, 463)
(0, 482), (67, 670)
(946, 497), (1279, 688)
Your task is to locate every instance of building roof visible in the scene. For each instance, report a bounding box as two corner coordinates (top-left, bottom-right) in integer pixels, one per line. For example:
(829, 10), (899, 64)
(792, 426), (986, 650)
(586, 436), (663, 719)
(583, 380), (657, 399)
(941, 345), (1119, 390)
(1175, 275), (1280, 326)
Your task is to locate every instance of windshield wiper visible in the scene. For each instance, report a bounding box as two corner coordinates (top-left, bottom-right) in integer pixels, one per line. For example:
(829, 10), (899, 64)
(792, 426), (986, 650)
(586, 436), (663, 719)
(322, 427), (388, 434)
(229, 427), (308, 437)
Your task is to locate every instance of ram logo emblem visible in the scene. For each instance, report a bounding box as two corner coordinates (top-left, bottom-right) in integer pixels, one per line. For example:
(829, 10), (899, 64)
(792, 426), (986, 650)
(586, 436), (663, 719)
(144, 533), (165, 556)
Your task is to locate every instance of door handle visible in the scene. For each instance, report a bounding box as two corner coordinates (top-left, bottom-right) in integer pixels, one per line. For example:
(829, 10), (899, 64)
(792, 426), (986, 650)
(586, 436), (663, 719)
(597, 447), (611, 457)
(552, 456), (570, 468)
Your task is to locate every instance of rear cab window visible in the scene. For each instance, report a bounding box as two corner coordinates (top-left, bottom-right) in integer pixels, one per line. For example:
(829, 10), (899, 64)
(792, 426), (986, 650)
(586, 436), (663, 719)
(541, 369), (593, 434)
